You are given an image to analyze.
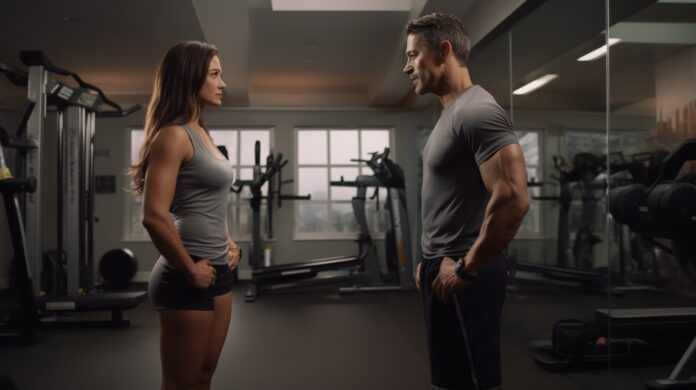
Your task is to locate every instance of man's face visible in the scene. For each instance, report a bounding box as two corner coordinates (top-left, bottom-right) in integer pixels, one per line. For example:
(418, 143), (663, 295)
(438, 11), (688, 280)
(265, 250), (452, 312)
(403, 33), (441, 95)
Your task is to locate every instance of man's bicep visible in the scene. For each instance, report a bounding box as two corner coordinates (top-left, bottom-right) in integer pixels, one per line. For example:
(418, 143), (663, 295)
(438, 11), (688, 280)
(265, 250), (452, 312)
(478, 143), (528, 195)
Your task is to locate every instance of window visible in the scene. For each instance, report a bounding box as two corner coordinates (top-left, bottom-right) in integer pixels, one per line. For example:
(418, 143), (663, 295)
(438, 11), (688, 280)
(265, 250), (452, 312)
(124, 127), (272, 241)
(295, 128), (392, 239)
(515, 130), (542, 236)
(219, 129), (272, 239)
(125, 129), (148, 240)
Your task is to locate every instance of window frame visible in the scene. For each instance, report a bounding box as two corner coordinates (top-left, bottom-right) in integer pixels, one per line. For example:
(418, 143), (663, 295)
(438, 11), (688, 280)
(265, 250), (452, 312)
(514, 128), (545, 239)
(293, 127), (395, 241)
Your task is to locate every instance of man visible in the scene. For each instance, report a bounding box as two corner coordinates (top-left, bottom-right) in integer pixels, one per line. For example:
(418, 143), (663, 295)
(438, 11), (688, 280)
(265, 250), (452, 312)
(403, 13), (530, 390)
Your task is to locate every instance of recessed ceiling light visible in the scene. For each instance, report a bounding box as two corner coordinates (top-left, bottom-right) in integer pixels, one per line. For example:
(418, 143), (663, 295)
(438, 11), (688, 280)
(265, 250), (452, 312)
(513, 74), (558, 96)
(577, 38), (621, 62)
(63, 16), (80, 22)
(272, 0), (410, 11)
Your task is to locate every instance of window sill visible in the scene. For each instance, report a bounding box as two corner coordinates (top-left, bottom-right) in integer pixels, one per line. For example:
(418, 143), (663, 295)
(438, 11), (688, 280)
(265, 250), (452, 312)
(293, 232), (386, 241)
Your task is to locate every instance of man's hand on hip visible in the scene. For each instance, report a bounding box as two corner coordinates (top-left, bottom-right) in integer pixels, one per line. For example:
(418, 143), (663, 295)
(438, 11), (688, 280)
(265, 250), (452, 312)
(432, 257), (467, 302)
(415, 261), (422, 291)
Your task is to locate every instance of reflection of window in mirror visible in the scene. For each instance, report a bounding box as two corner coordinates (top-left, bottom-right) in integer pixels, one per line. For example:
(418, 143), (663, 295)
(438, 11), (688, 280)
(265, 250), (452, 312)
(514, 130), (542, 236)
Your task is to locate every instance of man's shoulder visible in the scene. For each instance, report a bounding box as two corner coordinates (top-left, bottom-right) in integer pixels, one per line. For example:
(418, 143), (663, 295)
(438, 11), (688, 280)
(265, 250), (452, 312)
(452, 89), (505, 128)
(455, 86), (500, 109)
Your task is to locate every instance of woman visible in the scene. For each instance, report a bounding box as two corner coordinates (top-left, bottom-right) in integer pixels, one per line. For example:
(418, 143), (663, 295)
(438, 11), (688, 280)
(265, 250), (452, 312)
(130, 41), (240, 390)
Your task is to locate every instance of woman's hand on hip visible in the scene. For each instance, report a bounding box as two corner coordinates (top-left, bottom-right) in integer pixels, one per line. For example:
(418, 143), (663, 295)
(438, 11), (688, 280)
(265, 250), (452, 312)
(186, 259), (216, 289)
(228, 243), (241, 270)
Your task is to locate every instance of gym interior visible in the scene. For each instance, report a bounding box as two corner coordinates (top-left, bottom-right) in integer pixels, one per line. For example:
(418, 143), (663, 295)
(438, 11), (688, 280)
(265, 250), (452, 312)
(1, 0), (696, 389)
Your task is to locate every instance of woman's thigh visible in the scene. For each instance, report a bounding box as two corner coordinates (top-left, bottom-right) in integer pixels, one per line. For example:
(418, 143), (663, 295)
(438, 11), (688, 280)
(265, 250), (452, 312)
(159, 309), (215, 387)
(203, 292), (232, 369)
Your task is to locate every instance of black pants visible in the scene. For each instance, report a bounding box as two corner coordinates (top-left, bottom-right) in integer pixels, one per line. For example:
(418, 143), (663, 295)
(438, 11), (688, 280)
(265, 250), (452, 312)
(148, 256), (236, 311)
(419, 255), (508, 390)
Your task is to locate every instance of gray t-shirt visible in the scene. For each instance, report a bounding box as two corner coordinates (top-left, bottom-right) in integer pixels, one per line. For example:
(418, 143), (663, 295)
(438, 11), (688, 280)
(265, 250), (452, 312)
(421, 85), (518, 260)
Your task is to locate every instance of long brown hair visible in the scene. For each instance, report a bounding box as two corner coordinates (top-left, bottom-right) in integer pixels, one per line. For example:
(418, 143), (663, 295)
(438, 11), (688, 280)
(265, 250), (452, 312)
(129, 41), (218, 194)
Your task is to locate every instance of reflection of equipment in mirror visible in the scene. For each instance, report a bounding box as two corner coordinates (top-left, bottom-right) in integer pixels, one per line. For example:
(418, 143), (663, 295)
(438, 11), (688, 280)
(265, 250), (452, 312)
(530, 139), (696, 389)
(612, 139), (696, 390)
(234, 145), (415, 302)
(513, 152), (609, 290)
(513, 148), (673, 291)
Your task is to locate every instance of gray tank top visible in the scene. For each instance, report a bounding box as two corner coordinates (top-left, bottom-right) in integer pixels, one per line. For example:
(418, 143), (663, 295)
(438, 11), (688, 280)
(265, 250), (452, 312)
(168, 122), (235, 266)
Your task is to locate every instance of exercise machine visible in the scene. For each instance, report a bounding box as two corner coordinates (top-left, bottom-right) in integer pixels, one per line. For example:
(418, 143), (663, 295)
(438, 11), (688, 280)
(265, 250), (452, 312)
(237, 144), (414, 301)
(334, 148), (415, 293)
(0, 104), (38, 346)
(0, 51), (145, 332)
(234, 142), (360, 302)
(608, 150), (669, 287)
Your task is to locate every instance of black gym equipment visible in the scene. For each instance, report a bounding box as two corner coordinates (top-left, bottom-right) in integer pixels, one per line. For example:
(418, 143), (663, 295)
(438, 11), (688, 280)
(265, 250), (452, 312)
(98, 249), (138, 290)
(530, 139), (696, 389)
(236, 143), (414, 302)
(0, 106), (38, 346)
(333, 148), (415, 293)
(610, 138), (696, 389)
(0, 52), (146, 336)
(607, 150), (669, 287)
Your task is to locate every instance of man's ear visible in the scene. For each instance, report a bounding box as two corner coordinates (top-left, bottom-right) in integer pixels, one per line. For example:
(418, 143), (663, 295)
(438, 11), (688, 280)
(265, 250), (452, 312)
(439, 40), (453, 63)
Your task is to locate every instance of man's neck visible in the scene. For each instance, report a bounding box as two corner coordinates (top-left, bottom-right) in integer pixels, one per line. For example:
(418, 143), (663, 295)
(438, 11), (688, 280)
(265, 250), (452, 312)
(437, 67), (473, 108)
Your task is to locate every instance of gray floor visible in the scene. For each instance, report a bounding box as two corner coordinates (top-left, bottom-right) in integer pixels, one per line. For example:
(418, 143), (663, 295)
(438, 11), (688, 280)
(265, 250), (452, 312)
(0, 281), (691, 390)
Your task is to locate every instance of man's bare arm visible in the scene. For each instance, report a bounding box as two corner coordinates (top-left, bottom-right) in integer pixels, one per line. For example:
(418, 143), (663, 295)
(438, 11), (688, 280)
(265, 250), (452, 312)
(463, 143), (530, 274)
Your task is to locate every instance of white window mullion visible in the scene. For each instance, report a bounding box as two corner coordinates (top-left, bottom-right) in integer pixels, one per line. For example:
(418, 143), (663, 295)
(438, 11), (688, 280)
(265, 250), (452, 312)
(327, 131), (333, 235)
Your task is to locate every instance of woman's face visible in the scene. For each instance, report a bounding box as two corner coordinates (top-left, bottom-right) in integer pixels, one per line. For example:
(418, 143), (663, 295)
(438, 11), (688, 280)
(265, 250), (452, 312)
(197, 55), (226, 107)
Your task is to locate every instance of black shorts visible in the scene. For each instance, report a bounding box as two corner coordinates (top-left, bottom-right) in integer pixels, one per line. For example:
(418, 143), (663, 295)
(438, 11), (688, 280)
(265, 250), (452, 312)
(148, 256), (236, 311)
(419, 255), (508, 390)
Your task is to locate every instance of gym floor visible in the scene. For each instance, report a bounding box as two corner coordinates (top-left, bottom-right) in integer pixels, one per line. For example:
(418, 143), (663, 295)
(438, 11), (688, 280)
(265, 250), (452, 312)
(1, 282), (691, 390)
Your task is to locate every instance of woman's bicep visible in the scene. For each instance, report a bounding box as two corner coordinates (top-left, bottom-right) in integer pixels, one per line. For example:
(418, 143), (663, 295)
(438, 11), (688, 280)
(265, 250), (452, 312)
(142, 128), (188, 221)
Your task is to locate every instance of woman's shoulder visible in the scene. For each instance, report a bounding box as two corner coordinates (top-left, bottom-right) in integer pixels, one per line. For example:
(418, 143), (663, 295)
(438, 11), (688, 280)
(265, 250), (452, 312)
(150, 125), (192, 156)
(153, 124), (189, 143)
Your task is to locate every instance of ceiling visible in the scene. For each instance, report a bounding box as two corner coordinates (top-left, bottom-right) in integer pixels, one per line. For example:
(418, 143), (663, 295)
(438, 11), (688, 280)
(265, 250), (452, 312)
(0, 0), (477, 110)
(469, 0), (696, 115)
(1, 0), (694, 114)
